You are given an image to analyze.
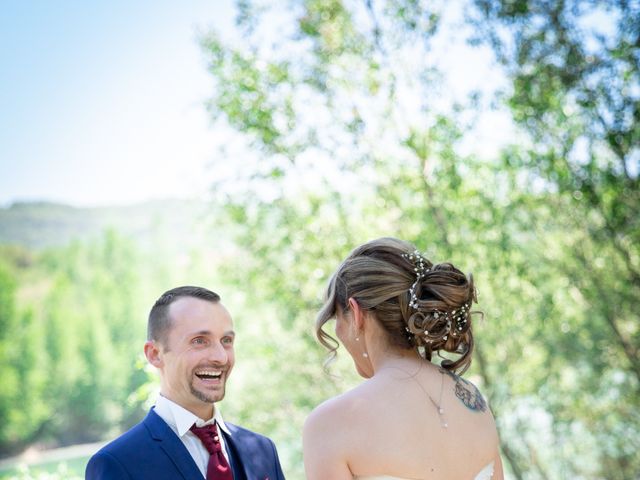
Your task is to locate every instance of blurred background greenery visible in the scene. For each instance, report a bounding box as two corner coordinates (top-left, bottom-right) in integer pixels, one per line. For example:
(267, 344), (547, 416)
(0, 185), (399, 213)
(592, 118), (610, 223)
(0, 1), (638, 479)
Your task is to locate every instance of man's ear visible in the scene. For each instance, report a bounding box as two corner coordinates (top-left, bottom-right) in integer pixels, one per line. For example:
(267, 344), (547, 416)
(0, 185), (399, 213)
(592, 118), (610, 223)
(144, 340), (164, 368)
(347, 297), (366, 332)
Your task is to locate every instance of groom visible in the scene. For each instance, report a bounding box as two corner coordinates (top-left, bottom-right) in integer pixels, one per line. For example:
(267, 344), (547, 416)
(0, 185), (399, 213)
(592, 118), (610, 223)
(86, 286), (285, 479)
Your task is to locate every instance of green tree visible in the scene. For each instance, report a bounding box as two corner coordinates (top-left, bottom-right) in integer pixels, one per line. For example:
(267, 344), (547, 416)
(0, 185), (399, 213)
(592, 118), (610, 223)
(201, 1), (531, 477)
(0, 263), (20, 452)
(0, 252), (50, 455)
(0, 231), (153, 452)
(39, 232), (148, 444)
(201, 1), (637, 478)
(469, 1), (640, 477)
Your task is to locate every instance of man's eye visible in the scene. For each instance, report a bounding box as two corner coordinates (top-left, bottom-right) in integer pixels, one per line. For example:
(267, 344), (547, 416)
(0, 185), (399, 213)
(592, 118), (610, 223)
(192, 337), (207, 345)
(222, 337), (234, 345)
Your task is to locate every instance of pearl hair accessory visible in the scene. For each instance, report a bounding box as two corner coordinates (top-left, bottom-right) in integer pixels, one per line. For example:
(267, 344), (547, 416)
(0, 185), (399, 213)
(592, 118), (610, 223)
(450, 302), (471, 337)
(402, 249), (473, 341)
(401, 250), (431, 309)
(405, 302), (472, 343)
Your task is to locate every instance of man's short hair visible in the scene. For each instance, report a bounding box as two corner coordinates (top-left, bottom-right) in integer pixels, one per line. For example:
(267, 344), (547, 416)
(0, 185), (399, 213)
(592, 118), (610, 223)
(148, 286), (221, 347)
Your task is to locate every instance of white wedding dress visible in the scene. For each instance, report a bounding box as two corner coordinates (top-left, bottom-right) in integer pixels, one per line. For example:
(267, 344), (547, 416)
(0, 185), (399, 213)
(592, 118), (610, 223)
(355, 460), (494, 480)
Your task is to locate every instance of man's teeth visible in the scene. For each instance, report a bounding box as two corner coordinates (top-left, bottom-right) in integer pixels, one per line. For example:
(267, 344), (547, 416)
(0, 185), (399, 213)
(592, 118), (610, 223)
(196, 370), (222, 378)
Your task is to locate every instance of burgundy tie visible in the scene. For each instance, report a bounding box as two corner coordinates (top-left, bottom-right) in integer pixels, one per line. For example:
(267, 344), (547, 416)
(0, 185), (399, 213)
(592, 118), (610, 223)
(190, 423), (234, 480)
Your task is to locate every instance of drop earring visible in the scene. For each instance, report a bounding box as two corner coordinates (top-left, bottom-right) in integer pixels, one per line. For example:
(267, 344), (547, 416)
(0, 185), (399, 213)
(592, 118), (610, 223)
(355, 335), (368, 357)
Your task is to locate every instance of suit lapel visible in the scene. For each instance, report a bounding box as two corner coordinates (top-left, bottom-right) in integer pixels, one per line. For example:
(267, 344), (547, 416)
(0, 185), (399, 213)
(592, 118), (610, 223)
(144, 409), (205, 479)
(222, 427), (248, 480)
(222, 423), (280, 480)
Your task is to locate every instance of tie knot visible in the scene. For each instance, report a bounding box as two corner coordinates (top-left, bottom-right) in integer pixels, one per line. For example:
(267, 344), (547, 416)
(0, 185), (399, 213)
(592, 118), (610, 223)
(190, 423), (221, 455)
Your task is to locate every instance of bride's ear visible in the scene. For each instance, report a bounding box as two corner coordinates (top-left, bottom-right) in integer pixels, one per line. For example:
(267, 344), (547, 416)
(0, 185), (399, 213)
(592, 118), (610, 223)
(347, 297), (366, 332)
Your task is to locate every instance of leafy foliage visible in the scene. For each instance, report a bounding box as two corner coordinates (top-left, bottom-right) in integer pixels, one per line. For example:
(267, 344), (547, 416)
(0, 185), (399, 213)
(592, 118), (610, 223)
(0, 234), (152, 455)
(199, 1), (639, 478)
(469, 1), (639, 476)
(0, 2), (637, 480)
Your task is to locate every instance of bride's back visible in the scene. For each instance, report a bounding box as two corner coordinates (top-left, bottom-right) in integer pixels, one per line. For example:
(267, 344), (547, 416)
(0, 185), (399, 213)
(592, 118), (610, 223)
(332, 363), (499, 479)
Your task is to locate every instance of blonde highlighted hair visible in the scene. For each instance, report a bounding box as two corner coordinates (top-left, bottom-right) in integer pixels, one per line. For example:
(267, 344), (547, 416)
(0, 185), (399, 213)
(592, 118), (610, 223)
(316, 237), (480, 374)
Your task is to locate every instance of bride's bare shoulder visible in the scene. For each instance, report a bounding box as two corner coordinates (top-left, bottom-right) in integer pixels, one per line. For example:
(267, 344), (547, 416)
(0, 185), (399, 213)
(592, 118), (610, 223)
(305, 380), (381, 432)
(303, 386), (369, 462)
(307, 387), (359, 420)
(303, 389), (366, 479)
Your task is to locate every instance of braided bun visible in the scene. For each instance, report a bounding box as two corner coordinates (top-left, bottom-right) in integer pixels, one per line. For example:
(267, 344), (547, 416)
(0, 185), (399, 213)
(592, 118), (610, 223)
(402, 262), (477, 373)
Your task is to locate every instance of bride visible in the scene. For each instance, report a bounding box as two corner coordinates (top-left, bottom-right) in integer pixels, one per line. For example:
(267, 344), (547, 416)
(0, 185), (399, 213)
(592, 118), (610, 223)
(303, 238), (504, 480)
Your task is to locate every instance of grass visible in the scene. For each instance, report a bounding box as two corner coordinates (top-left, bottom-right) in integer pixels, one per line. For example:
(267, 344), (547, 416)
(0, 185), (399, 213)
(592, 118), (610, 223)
(0, 455), (89, 480)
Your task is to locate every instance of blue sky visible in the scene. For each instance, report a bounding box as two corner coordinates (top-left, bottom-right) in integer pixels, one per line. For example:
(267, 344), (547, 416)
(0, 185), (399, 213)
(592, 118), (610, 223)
(0, 0), (236, 207)
(0, 1), (519, 208)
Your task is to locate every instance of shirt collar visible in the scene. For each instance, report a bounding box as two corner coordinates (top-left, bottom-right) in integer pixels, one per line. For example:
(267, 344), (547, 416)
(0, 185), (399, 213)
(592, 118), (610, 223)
(155, 395), (232, 438)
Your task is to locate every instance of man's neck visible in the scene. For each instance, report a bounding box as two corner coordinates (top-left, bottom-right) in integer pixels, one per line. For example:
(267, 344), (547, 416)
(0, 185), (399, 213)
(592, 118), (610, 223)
(159, 392), (215, 421)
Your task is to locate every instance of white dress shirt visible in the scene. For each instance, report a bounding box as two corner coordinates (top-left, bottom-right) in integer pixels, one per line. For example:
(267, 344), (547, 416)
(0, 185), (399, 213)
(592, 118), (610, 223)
(154, 395), (232, 479)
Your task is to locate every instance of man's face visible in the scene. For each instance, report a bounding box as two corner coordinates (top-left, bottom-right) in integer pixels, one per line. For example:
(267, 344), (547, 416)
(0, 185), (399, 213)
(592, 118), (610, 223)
(153, 296), (235, 419)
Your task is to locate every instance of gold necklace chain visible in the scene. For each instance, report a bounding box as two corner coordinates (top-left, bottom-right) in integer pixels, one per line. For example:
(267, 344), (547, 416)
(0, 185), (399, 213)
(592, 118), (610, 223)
(378, 364), (448, 429)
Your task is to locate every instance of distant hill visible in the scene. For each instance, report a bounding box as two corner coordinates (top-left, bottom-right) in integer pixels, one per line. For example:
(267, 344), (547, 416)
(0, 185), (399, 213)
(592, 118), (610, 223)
(0, 199), (217, 250)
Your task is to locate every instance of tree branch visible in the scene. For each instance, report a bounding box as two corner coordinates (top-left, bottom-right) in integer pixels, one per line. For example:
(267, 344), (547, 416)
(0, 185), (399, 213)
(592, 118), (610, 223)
(573, 248), (640, 384)
(474, 344), (526, 480)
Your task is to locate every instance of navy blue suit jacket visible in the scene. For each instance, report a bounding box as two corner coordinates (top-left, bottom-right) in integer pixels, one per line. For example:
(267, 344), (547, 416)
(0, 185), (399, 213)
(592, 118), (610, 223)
(85, 409), (285, 480)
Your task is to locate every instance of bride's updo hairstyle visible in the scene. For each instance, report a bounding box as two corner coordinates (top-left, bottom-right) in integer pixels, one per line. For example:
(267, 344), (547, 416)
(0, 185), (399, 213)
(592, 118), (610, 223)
(316, 237), (480, 374)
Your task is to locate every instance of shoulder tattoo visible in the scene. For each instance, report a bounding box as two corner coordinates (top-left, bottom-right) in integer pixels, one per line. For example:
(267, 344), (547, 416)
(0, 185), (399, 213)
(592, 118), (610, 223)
(441, 368), (487, 412)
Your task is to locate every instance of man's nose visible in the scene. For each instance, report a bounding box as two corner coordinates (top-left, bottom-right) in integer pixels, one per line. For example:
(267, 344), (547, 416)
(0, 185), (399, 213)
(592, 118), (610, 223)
(206, 342), (228, 364)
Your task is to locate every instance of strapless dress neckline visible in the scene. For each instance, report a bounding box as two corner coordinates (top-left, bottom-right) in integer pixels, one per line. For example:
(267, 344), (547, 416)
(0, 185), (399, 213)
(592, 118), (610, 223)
(354, 460), (494, 480)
